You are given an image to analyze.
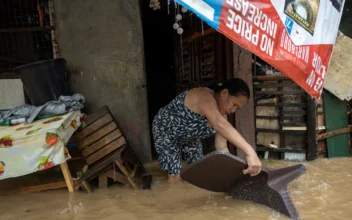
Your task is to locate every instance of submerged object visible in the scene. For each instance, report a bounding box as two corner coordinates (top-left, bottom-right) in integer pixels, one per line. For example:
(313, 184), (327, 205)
(180, 151), (306, 219)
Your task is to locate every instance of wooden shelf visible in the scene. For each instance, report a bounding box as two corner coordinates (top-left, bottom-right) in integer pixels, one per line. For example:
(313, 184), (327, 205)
(256, 128), (306, 135)
(255, 102), (307, 107)
(256, 147), (306, 153)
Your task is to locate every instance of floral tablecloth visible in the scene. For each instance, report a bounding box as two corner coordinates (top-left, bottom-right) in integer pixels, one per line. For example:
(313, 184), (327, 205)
(0, 111), (81, 180)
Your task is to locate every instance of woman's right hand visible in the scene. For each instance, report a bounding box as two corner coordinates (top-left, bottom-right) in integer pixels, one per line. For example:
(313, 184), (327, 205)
(243, 153), (262, 176)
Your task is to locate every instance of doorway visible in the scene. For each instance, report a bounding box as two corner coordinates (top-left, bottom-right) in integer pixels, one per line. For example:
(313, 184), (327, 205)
(140, 1), (177, 159)
(140, 1), (235, 158)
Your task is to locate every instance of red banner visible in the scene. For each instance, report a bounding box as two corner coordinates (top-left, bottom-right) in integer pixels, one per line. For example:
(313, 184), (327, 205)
(176, 0), (345, 98)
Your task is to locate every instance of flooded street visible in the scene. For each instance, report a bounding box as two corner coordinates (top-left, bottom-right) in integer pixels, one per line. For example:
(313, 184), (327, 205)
(0, 158), (351, 220)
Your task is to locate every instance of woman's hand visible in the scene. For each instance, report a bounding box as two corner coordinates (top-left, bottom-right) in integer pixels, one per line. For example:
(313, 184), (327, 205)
(243, 153), (262, 176)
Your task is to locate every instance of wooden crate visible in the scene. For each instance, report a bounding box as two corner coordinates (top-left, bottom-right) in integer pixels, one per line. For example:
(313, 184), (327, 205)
(74, 106), (146, 192)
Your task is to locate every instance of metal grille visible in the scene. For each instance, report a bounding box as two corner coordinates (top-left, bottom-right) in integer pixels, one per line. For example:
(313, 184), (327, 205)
(0, 0), (51, 29)
(0, 0), (54, 75)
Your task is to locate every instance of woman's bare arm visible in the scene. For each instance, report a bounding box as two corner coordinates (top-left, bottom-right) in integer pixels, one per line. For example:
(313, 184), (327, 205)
(215, 115), (230, 153)
(197, 90), (261, 176)
(215, 132), (229, 153)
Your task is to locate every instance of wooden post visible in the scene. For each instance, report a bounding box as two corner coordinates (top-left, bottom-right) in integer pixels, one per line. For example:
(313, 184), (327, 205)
(306, 95), (317, 161)
(99, 175), (108, 189)
(60, 162), (75, 192)
(226, 39), (236, 155)
(233, 45), (256, 159)
(82, 181), (93, 193)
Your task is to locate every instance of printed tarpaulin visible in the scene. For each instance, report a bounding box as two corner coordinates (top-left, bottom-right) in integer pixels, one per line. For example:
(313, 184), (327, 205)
(0, 111), (81, 180)
(175, 0), (345, 99)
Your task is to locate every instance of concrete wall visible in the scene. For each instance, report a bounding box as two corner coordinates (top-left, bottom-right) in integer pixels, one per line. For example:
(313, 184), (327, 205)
(0, 79), (25, 109)
(54, 0), (151, 162)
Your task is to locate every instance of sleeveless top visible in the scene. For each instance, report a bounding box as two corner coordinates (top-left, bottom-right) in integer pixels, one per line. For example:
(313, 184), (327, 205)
(152, 90), (216, 143)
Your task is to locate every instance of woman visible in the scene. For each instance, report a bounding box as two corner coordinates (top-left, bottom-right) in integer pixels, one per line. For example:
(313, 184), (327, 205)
(152, 78), (262, 184)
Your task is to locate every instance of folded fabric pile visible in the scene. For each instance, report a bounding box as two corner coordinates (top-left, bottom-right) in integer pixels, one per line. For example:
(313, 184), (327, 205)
(0, 94), (85, 124)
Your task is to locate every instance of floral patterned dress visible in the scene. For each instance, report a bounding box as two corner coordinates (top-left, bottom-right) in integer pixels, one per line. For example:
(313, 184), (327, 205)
(152, 90), (216, 175)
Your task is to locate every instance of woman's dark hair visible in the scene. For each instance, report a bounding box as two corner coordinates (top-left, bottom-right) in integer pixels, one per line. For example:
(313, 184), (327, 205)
(207, 78), (250, 98)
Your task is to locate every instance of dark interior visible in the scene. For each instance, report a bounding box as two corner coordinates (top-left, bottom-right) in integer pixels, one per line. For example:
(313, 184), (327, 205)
(140, 1), (177, 159)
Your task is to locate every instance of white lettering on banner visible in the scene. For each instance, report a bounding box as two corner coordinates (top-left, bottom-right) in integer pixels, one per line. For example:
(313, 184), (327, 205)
(306, 52), (326, 93)
(280, 31), (310, 64)
(225, 0), (278, 57)
(226, 9), (259, 46)
(306, 71), (315, 88)
(314, 77), (323, 92)
(260, 34), (274, 56)
(312, 52), (327, 79)
(226, 0), (277, 38)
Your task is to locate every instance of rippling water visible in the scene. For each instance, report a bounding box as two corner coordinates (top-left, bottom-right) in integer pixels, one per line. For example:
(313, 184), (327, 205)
(0, 158), (351, 220)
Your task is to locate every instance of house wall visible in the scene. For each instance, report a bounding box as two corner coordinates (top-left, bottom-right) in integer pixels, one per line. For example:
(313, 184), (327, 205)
(54, 0), (151, 162)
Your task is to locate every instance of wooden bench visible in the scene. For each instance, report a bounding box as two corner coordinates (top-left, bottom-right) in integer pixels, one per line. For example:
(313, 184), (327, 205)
(73, 106), (146, 192)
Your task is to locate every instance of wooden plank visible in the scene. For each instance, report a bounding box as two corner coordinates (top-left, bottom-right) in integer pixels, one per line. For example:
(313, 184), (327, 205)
(253, 55), (258, 148)
(75, 114), (113, 142)
(316, 126), (352, 141)
(281, 111), (306, 116)
(256, 147), (305, 153)
(281, 122), (306, 127)
(86, 137), (126, 165)
(255, 102), (306, 107)
(256, 90), (303, 95)
(99, 175), (108, 189)
(254, 83), (298, 88)
(317, 141), (327, 157)
(103, 170), (129, 185)
(253, 76), (290, 81)
(77, 146), (125, 184)
(84, 106), (109, 127)
(256, 116), (279, 120)
(317, 97), (325, 128)
(130, 165), (138, 178)
(278, 80), (285, 159)
(82, 129), (122, 157)
(60, 162), (75, 192)
(0, 181), (67, 195)
(81, 180), (92, 193)
(233, 45), (255, 159)
(306, 95), (317, 161)
(256, 115), (304, 120)
(115, 159), (138, 190)
(323, 91), (350, 157)
(256, 129), (306, 135)
(79, 122), (118, 149)
(226, 38), (236, 155)
(282, 126), (307, 131)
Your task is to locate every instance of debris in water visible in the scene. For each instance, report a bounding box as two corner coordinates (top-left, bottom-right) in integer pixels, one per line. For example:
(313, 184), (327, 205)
(269, 211), (281, 220)
(56, 202), (83, 215)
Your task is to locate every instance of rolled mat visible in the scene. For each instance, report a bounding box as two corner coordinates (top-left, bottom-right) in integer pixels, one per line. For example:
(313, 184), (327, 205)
(180, 151), (306, 220)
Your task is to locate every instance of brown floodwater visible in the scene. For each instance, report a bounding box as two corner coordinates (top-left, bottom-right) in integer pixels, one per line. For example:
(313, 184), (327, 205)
(0, 158), (351, 220)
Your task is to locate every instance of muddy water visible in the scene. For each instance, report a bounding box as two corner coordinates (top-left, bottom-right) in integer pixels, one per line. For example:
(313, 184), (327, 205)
(0, 158), (351, 220)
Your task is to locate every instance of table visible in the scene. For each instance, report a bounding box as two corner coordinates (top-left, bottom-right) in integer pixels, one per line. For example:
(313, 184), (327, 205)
(0, 111), (81, 192)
